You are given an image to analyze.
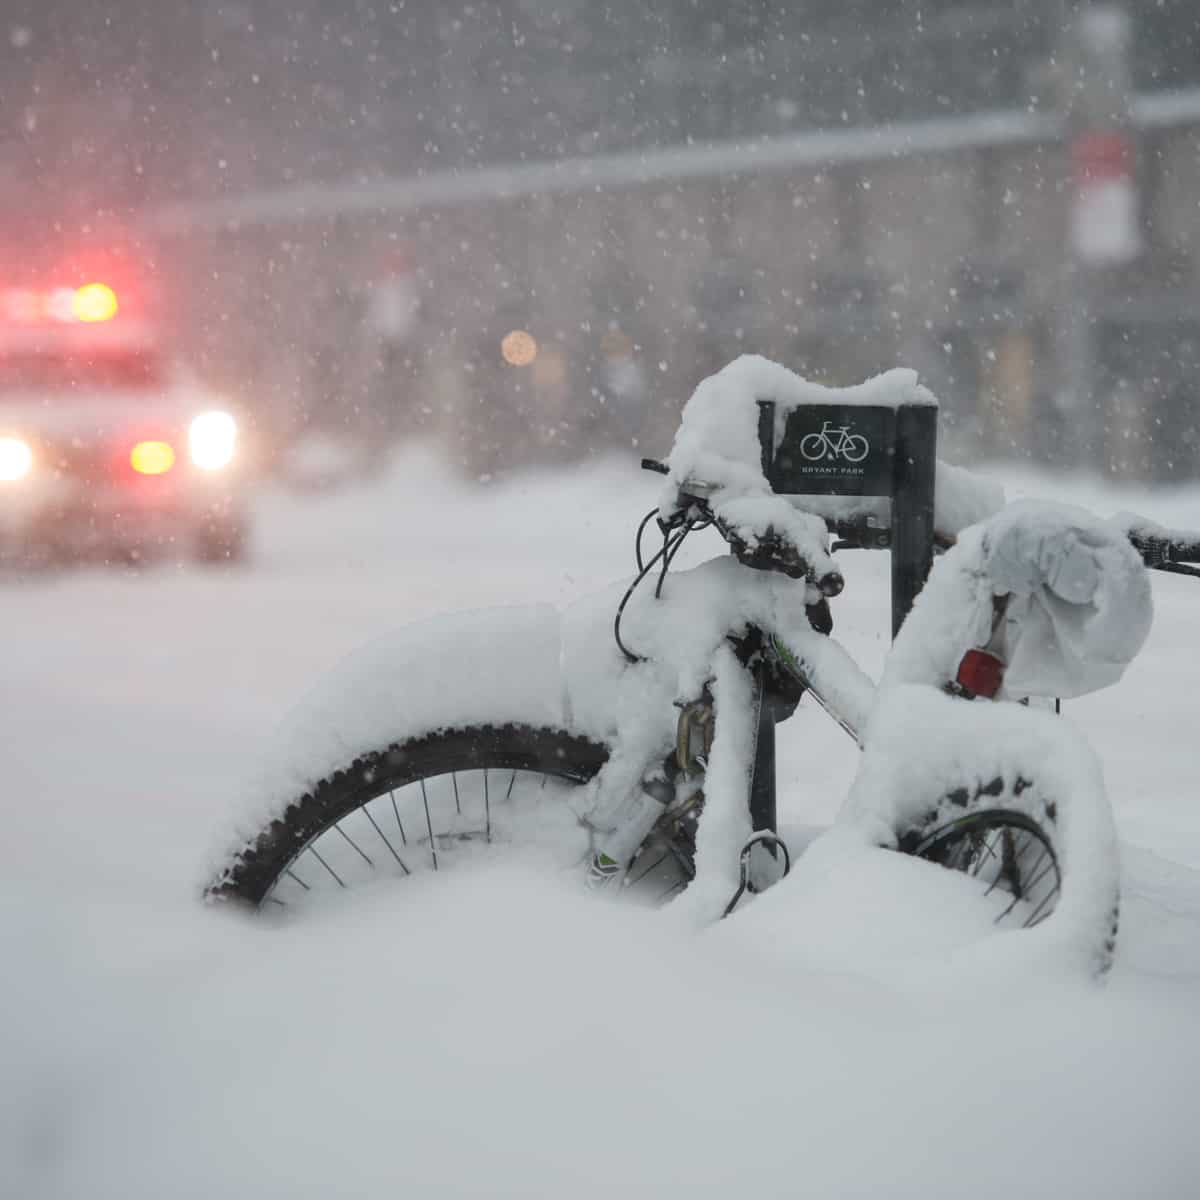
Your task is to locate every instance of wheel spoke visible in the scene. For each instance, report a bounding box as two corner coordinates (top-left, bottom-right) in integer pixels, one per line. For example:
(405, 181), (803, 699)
(452, 772), (462, 816)
(308, 845), (346, 888)
(334, 822), (375, 868)
(996, 852), (1058, 923)
(1005, 830), (1042, 898)
(970, 831), (1001, 874)
(421, 779), (438, 871)
(986, 830), (1033, 896)
(362, 804), (411, 876)
(1021, 855), (1059, 902)
(484, 768), (491, 843)
(1025, 886), (1058, 928)
(390, 789), (408, 845)
(285, 867), (311, 892)
(1009, 843), (1049, 898)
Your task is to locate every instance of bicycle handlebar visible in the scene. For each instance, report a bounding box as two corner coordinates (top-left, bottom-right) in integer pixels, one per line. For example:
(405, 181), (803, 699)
(643, 458), (1200, 579)
(1116, 512), (1200, 575)
(1126, 529), (1200, 576)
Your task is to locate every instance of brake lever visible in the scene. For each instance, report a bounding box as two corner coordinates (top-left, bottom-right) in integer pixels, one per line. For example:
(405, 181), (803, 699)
(719, 520), (844, 596)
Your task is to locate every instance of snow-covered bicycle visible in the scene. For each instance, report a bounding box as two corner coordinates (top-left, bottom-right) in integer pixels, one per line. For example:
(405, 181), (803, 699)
(207, 357), (1199, 976)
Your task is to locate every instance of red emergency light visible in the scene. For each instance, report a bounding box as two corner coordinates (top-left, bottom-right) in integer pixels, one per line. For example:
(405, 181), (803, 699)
(1, 282), (120, 325)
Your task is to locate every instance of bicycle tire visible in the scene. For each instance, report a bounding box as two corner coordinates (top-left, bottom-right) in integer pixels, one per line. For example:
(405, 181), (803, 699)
(898, 775), (1119, 973)
(208, 724), (610, 909)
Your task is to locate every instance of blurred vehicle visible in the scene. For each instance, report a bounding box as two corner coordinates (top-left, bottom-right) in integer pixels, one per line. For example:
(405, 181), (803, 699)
(0, 280), (251, 567)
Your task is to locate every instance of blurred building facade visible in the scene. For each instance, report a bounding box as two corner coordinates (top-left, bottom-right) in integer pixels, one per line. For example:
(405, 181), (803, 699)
(3, 1), (1199, 478)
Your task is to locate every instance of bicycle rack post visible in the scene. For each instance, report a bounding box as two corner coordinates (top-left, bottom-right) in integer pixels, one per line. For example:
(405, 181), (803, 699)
(745, 394), (938, 849)
(890, 403), (938, 639)
(757, 396), (938, 637)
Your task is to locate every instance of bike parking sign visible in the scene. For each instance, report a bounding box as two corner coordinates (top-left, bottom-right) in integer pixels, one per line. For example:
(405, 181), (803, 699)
(767, 404), (896, 496)
(757, 397), (937, 635)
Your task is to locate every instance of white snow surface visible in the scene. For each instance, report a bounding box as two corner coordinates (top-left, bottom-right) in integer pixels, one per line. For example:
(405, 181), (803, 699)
(4, 445), (1200, 1197)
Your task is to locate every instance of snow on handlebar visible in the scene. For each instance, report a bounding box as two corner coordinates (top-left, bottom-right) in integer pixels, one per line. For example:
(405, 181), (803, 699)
(710, 494), (844, 596)
(1111, 511), (1200, 576)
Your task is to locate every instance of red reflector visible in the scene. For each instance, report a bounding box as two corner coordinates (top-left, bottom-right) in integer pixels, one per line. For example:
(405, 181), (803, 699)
(956, 648), (1005, 698)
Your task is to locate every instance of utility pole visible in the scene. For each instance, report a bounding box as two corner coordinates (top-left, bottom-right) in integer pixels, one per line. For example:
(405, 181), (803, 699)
(1059, 4), (1140, 469)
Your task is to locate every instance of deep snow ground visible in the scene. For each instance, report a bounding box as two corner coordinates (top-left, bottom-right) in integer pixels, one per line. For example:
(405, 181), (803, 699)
(4, 446), (1200, 1197)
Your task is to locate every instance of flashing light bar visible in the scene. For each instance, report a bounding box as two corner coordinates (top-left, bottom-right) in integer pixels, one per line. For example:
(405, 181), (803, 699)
(130, 440), (175, 475)
(72, 283), (119, 322)
(2, 283), (119, 325)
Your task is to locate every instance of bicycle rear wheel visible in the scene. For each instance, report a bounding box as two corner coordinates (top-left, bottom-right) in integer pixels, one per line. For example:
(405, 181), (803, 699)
(897, 774), (1118, 973)
(903, 808), (1062, 929)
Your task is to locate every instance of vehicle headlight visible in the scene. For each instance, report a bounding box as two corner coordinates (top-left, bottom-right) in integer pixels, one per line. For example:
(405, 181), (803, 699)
(188, 411), (237, 471)
(0, 436), (32, 482)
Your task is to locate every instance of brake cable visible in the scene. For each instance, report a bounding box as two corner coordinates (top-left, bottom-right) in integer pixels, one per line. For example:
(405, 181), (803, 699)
(634, 506), (658, 573)
(614, 517), (695, 664)
(662, 516), (705, 600)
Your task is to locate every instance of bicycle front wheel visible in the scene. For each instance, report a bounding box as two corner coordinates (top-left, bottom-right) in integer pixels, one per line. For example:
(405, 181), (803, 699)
(208, 724), (610, 910)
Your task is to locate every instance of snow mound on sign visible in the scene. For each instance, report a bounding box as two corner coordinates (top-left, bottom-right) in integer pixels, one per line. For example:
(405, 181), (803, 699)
(661, 354), (1004, 536)
(663, 355), (936, 496)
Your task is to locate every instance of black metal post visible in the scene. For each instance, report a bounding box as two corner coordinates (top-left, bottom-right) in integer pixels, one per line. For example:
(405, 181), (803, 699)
(748, 664), (777, 835)
(757, 399), (775, 475)
(890, 403), (938, 637)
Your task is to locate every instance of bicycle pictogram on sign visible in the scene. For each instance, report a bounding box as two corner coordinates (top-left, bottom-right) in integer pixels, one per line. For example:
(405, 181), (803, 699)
(798, 421), (870, 463)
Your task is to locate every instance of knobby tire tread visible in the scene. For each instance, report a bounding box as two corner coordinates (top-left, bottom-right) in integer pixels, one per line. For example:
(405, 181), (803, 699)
(208, 723), (609, 907)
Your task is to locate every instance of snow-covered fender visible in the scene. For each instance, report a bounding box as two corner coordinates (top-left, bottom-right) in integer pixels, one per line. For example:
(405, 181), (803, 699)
(227, 604), (573, 837)
(838, 682), (1120, 976)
